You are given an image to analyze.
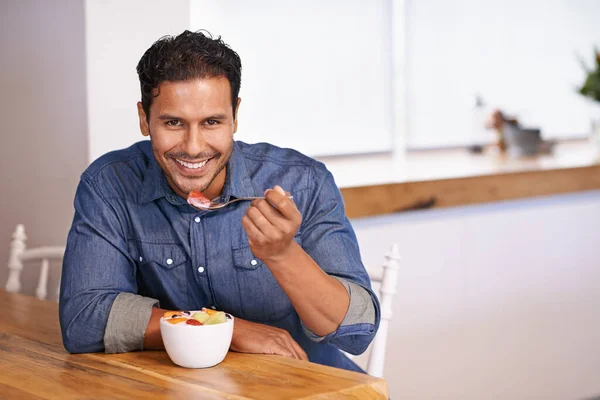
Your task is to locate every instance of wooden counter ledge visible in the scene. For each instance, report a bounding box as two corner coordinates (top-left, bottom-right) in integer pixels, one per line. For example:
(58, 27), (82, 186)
(322, 140), (600, 219)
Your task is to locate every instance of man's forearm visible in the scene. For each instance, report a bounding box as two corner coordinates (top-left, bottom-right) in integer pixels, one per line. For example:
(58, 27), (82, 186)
(263, 241), (350, 336)
(143, 306), (167, 350)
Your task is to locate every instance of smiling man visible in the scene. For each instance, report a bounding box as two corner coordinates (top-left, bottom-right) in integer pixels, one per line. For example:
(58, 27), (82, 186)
(59, 30), (380, 372)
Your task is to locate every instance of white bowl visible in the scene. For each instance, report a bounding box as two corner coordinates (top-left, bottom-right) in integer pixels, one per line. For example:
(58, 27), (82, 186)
(160, 312), (234, 368)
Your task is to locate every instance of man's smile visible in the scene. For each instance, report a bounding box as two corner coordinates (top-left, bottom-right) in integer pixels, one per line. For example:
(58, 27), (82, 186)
(174, 158), (211, 169)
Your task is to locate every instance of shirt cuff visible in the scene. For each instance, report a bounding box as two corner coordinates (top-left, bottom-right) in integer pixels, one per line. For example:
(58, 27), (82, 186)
(104, 292), (159, 353)
(302, 276), (376, 342)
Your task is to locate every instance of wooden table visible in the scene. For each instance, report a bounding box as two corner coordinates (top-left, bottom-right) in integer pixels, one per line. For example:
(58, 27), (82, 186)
(0, 291), (387, 399)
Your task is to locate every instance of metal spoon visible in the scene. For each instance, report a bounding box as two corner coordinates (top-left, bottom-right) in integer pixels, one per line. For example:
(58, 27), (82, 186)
(188, 195), (294, 211)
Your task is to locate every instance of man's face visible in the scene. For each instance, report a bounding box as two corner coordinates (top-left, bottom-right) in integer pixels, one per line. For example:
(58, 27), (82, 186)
(138, 77), (240, 200)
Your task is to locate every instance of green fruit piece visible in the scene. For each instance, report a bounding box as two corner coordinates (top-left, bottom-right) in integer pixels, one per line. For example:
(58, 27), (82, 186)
(192, 311), (211, 324)
(204, 311), (227, 325)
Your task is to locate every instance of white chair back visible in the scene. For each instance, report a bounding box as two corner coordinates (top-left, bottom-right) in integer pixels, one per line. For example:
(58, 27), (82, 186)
(345, 243), (400, 378)
(5, 224), (65, 301)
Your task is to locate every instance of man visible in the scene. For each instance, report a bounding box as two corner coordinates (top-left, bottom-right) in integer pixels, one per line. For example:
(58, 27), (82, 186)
(59, 30), (379, 373)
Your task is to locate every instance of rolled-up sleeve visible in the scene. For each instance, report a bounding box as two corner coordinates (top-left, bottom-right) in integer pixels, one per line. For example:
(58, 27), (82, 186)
(59, 176), (146, 353)
(104, 292), (159, 353)
(302, 277), (376, 343)
(299, 166), (381, 355)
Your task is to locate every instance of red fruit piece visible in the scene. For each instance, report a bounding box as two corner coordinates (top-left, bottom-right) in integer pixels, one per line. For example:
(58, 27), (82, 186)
(187, 191), (212, 209)
(186, 319), (202, 326)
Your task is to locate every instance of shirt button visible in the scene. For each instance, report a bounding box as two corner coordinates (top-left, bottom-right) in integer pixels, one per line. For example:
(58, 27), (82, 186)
(250, 259), (258, 266)
(194, 216), (201, 223)
(210, 305), (216, 310)
(197, 266), (205, 273)
(139, 256), (143, 262)
(166, 258), (173, 265)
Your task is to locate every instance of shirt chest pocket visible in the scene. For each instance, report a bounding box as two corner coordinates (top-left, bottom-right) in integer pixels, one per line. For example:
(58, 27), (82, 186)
(127, 240), (188, 301)
(231, 240), (299, 322)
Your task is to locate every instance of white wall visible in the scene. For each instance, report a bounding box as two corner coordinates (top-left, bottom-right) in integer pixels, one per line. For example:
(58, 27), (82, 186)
(190, 0), (395, 157)
(351, 190), (600, 400)
(84, 1), (600, 155)
(86, 0), (401, 160)
(406, 0), (600, 148)
(85, 0), (190, 162)
(0, 0), (88, 299)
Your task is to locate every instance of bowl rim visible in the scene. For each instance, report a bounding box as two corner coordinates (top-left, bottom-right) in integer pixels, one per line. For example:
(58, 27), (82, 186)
(159, 312), (234, 329)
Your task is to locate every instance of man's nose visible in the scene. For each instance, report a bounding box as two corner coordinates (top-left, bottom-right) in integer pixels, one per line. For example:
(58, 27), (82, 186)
(182, 125), (207, 158)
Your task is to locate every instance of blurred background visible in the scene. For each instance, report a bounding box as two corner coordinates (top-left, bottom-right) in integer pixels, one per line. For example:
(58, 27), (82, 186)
(1, 1), (600, 399)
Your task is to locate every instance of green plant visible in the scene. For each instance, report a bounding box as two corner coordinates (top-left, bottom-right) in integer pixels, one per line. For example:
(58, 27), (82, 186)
(578, 48), (600, 103)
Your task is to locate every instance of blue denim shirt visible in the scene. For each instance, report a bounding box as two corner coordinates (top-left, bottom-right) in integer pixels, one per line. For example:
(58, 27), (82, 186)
(59, 140), (380, 372)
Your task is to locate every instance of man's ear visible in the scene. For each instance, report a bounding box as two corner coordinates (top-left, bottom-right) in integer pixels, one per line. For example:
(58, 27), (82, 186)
(137, 102), (150, 137)
(233, 97), (241, 134)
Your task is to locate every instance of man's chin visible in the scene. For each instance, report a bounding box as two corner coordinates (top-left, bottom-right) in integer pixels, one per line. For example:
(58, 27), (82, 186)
(165, 174), (208, 198)
(176, 181), (208, 196)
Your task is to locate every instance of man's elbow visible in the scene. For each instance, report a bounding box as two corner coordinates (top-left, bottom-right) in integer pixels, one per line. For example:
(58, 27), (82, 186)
(340, 333), (375, 356)
(60, 314), (105, 354)
(61, 329), (104, 354)
(59, 294), (109, 354)
(331, 323), (379, 355)
(62, 335), (85, 354)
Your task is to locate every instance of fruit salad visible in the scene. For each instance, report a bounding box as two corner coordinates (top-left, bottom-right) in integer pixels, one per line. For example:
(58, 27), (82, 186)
(187, 191), (212, 209)
(162, 308), (228, 326)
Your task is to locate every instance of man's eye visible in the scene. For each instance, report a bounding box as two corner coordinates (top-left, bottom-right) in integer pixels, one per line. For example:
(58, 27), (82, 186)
(206, 119), (219, 126)
(166, 120), (180, 127)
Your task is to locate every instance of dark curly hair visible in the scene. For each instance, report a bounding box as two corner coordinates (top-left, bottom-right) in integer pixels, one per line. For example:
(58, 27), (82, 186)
(136, 30), (242, 119)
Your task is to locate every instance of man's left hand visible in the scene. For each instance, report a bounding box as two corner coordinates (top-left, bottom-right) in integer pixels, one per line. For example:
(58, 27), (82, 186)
(241, 185), (301, 263)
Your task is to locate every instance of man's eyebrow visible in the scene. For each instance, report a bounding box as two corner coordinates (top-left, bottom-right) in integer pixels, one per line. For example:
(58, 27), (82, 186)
(158, 114), (183, 121)
(157, 114), (229, 121)
(205, 114), (228, 120)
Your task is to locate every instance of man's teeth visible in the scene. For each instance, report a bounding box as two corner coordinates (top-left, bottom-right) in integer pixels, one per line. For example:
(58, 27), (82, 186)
(176, 159), (209, 169)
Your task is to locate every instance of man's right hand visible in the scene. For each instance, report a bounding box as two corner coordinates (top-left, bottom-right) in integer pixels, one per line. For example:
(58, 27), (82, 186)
(230, 318), (308, 361)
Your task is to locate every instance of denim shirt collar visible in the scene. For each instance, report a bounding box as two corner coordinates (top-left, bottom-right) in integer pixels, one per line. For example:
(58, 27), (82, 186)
(139, 141), (255, 205)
